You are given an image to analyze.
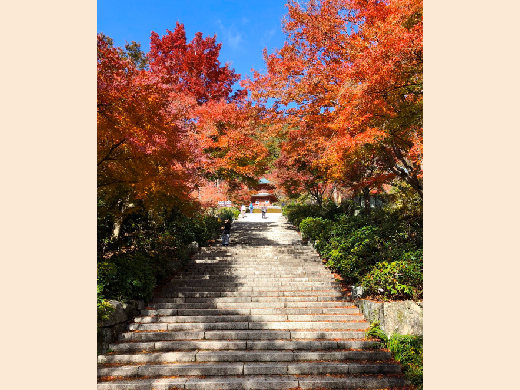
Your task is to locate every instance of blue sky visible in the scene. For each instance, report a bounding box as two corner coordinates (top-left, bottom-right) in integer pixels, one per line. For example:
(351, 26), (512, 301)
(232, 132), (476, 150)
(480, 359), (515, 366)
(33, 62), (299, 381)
(97, 0), (289, 80)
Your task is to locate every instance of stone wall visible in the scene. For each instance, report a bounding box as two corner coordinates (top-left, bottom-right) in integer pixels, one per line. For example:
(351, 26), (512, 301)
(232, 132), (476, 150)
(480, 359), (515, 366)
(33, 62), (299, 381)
(97, 300), (144, 354)
(355, 298), (423, 337)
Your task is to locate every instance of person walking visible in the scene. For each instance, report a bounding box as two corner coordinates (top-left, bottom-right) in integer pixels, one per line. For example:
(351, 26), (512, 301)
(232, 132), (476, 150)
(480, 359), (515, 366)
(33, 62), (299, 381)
(249, 202), (254, 215)
(261, 204), (267, 219)
(221, 219), (232, 246)
(241, 205), (246, 218)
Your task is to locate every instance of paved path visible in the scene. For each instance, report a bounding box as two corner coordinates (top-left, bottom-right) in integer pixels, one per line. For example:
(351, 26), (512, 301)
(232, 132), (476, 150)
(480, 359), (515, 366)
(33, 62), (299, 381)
(97, 215), (408, 389)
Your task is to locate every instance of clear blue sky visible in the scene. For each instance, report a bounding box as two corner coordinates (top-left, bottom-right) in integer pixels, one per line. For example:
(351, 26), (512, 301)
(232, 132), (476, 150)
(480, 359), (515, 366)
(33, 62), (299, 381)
(97, 0), (289, 80)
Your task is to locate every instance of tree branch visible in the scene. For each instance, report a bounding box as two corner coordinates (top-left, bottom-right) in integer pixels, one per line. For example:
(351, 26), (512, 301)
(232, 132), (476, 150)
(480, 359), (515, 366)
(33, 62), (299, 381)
(98, 138), (127, 167)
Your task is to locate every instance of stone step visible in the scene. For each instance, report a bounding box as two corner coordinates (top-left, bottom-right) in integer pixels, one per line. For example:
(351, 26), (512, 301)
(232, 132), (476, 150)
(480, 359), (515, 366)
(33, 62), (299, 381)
(106, 339), (382, 355)
(181, 269), (327, 274)
(98, 375), (408, 389)
(176, 273), (329, 278)
(134, 314), (289, 323)
(193, 260), (321, 264)
(128, 322), (252, 331)
(171, 272), (330, 278)
(156, 290), (345, 298)
(188, 261), (323, 265)
(141, 307), (359, 316)
(151, 295), (348, 304)
(187, 267), (324, 272)
(162, 283), (340, 289)
(203, 330), (366, 340)
(148, 299), (351, 310)
(102, 348), (390, 364)
(158, 285), (342, 292)
(247, 321), (369, 330)
(98, 360), (400, 377)
(173, 277), (336, 283)
(117, 328), (369, 343)
(128, 320), (368, 331)
(134, 314), (362, 323)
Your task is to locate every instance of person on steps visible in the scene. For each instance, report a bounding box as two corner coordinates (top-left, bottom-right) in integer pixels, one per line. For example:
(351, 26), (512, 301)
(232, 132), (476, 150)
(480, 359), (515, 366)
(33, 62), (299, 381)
(261, 205), (267, 219)
(221, 219), (232, 246)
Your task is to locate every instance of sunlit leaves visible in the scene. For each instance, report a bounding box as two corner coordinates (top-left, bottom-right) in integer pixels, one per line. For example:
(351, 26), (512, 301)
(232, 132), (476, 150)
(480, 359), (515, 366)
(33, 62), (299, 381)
(245, 0), (423, 198)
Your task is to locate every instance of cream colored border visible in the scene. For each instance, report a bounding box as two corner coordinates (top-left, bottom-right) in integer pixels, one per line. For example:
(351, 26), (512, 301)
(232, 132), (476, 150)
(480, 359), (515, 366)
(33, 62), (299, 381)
(3, 1), (96, 389)
(426, 0), (520, 388)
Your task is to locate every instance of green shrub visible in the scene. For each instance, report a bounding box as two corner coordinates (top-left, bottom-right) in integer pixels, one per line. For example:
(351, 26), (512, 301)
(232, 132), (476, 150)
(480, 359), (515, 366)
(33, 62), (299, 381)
(198, 215), (221, 244)
(299, 217), (329, 241)
(282, 204), (323, 229)
(98, 252), (157, 302)
(324, 225), (384, 283)
(284, 200), (422, 299)
(97, 283), (114, 325)
(283, 200), (360, 228)
(366, 321), (423, 390)
(217, 207), (240, 222)
(361, 260), (423, 300)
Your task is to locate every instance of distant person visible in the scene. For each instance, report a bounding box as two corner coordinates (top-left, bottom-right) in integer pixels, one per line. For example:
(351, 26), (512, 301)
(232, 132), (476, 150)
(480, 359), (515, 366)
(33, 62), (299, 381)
(241, 205), (246, 218)
(249, 202), (254, 214)
(221, 219), (231, 246)
(261, 205), (267, 219)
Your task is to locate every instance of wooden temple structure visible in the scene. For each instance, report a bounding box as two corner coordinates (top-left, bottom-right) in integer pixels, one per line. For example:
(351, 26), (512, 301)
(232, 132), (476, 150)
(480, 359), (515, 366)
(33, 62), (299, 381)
(251, 178), (278, 206)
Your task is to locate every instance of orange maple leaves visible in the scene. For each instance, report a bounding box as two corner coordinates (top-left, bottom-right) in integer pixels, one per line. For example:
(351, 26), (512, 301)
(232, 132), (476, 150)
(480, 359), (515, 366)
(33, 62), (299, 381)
(244, 0), (423, 198)
(98, 26), (269, 213)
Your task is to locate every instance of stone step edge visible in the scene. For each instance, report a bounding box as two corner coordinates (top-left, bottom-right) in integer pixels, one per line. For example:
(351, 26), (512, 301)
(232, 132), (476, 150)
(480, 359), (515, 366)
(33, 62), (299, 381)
(98, 361), (401, 377)
(104, 342), (382, 354)
(151, 292), (349, 298)
(133, 314), (364, 323)
(97, 373), (409, 389)
(99, 354), (395, 363)
(117, 332), (371, 341)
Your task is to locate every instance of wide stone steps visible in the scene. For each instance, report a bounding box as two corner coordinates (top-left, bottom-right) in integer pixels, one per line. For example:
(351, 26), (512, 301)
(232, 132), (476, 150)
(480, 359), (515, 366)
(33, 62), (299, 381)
(98, 218), (408, 389)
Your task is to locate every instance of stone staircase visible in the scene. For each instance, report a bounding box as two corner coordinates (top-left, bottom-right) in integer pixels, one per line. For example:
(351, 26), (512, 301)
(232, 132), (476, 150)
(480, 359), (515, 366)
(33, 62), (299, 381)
(97, 215), (409, 389)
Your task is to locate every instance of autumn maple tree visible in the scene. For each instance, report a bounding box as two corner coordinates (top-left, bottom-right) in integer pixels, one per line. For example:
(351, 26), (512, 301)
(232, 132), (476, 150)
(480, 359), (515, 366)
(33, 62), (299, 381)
(148, 22), (243, 105)
(97, 34), (197, 230)
(245, 0), (423, 202)
(98, 24), (271, 236)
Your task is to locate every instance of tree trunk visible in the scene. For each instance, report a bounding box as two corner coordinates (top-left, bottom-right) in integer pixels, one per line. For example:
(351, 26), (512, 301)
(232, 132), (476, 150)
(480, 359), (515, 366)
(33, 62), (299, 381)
(362, 187), (371, 216)
(112, 215), (124, 239)
(111, 198), (135, 239)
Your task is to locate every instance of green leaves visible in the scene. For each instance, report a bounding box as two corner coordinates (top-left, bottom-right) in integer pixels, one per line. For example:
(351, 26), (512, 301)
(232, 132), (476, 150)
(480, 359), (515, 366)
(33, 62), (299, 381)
(361, 260), (423, 300)
(285, 201), (422, 296)
(366, 321), (423, 390)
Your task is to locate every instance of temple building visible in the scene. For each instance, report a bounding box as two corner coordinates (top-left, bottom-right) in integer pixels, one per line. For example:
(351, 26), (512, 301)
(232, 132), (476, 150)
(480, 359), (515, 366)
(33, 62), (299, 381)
(251, 178), (278, 206)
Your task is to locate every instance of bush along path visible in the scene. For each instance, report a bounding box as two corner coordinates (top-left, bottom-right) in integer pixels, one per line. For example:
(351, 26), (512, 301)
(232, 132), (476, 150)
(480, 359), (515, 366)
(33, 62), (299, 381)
(97, 215), (410, 389)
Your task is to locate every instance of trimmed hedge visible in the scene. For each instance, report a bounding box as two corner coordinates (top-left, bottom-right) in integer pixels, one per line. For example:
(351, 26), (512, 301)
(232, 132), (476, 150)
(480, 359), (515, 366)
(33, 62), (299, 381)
(289, 203), (422, 300)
